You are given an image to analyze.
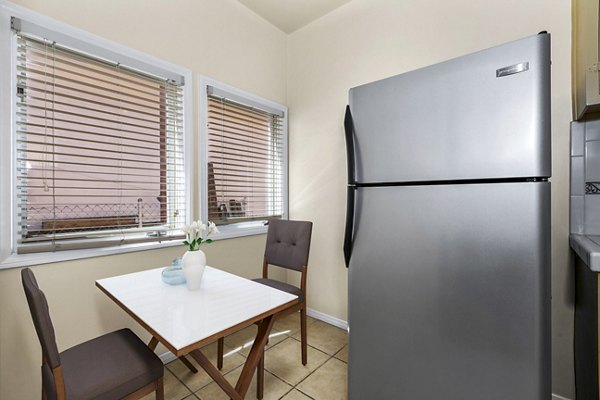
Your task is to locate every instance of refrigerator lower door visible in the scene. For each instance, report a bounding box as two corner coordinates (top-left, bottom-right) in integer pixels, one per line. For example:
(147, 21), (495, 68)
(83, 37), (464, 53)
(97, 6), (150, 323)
(348, 182), (550, 400)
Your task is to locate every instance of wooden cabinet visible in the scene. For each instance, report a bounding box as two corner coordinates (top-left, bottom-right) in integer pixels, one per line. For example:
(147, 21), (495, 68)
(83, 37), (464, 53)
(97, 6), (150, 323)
(573, 0), (600, 119)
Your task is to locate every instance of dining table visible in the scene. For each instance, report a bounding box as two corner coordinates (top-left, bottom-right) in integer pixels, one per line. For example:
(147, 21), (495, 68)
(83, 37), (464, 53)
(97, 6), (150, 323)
(96, 265), (298, 400)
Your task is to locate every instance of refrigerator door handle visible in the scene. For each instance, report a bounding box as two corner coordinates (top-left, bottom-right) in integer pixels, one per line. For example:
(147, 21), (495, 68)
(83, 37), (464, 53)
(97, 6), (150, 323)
(344, 105), (357, 268)
(344, 185), (356, 268)
(344, 105), (356, 185)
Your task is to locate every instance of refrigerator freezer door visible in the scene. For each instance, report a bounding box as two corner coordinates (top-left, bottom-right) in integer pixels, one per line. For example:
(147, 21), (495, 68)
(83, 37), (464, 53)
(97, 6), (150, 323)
(348, 182), (550, 400)
(348, 33), (551, 183)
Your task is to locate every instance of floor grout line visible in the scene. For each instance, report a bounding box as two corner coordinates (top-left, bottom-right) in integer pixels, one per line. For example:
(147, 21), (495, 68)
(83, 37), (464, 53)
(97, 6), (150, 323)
(265, 350), (335, 391)
(260, 326), (347, 399)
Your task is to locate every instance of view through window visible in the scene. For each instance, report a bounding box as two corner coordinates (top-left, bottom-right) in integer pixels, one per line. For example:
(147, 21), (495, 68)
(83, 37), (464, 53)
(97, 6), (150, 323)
(15, 34), (186, 253)
(206, 92), (285, 226)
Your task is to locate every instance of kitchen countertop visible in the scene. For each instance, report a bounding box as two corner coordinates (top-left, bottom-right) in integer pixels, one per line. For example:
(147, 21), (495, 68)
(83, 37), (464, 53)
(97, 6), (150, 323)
(570, 234), (600, 271)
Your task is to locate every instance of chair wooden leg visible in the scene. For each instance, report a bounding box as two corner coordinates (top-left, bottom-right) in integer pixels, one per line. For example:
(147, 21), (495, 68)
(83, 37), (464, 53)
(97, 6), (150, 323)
(300, 308), (307, 365)
(217, 337), (224, 370)
(155, 377), (164, 400)
(257, 350), (264, 399)
(148, 337), (159, 350)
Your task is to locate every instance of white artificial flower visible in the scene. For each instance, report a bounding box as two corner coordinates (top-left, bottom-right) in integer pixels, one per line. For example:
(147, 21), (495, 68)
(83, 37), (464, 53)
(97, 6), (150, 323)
(208, 221), (219, 235)
(181, 221), (218, 250)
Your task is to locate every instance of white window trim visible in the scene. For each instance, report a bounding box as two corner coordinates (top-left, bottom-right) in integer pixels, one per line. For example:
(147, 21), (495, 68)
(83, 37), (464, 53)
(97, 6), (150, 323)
(198, 76), (289, 240)
(0, 1), (193, 269)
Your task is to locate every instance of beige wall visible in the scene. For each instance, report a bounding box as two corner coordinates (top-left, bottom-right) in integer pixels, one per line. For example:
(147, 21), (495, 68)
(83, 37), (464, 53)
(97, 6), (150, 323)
(1, 0), (576, 398)
(0, 0), (287, 399)
(287, 0), (573, 397)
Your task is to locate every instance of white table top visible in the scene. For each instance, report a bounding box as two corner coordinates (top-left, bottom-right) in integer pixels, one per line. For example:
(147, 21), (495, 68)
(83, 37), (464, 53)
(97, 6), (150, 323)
(96, 266), (298, 354)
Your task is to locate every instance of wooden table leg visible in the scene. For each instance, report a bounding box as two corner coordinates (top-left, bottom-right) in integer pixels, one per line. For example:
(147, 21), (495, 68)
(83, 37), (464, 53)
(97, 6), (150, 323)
(257, 349), (264, 399)
(217, 337), (224, 370)
(186, 316), (276, 400)
(149, 337), (197, 373)
(189, 349), (243, 400)
(178, 356), (198, 373)
(235, 315), (275, 398)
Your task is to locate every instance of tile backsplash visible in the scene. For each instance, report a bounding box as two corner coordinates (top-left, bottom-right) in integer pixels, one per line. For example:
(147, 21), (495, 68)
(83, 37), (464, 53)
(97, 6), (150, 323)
(570, 120), (600, 234)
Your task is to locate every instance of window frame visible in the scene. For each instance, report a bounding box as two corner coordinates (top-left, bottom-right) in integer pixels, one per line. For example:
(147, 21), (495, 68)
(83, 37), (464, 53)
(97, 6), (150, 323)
(0, 2), (193, 269)
(199, 76), (288, 239)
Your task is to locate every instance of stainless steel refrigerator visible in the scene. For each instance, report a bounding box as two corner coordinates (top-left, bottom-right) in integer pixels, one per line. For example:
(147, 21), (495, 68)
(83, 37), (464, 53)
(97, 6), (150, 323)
(344, 33), (551, 399)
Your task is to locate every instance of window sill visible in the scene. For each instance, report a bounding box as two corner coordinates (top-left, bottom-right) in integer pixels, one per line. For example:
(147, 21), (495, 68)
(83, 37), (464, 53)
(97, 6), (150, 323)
(0, 223), (268, 270)
(210, 222), (268, 240)
(0, 239), (182, 270)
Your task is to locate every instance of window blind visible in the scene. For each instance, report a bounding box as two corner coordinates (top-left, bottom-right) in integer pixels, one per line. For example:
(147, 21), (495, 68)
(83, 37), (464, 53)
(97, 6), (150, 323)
(206, 93), (284, 226)
(15, 33), (186, 253)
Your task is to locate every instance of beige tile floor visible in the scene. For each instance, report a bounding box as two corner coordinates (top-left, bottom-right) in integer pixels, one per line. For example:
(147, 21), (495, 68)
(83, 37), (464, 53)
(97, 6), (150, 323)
(143, 314), (348, 400)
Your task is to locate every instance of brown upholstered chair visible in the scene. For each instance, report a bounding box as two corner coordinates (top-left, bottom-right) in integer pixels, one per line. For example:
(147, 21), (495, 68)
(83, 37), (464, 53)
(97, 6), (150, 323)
(21, 268), (164, 400)
(217, 219), (313, 370)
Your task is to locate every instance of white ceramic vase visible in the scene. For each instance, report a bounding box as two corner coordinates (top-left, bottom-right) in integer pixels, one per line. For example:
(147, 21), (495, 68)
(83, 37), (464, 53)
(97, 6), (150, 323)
(182, 249), (206, 290)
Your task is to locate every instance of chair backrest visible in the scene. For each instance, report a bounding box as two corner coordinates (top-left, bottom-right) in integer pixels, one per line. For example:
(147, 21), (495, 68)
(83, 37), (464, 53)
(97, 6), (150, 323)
(264, 219), (313, 271)
(21, 268), (61, 369)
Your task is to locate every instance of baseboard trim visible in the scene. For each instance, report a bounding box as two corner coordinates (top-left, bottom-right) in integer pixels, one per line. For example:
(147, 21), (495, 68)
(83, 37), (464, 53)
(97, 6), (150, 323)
(307, 307), (348, 330)
(552, 394), (572, 400)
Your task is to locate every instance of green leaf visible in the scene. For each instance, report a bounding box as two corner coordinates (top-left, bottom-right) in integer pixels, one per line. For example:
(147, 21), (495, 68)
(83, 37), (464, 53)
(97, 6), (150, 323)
(205, 239), (213, 244)
(183, 240), (189, 246)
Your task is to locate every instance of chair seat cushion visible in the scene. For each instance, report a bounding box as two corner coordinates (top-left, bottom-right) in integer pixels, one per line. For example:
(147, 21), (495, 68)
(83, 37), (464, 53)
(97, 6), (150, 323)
(253, 278), (304, 302)
(60, 328), (163, 400)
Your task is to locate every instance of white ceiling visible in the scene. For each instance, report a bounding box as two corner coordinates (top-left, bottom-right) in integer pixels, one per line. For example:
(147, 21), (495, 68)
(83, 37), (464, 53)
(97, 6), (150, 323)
(238, 0), (352, 33)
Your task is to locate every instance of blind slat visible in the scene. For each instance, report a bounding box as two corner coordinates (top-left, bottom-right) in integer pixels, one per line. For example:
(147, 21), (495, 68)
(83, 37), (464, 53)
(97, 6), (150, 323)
(17, 113), (182, 139)
(18, 122), (182, 144)
(17, 75), (183, 111)
(18, 99), (182, 128)
(17, 56), (182, 97)
(19, 130), (179, 151)
(16, 34), (184, 85)
(207, 121), (282, 136)
(207, 129), (283, 145)
(19, 85), (184, 115)
(17, 157), (182, 172)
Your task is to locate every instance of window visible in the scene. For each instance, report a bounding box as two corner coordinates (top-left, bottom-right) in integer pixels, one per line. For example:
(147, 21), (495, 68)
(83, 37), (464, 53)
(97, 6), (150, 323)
(201, 79), (287, 236)
(1, 13), (191, 261)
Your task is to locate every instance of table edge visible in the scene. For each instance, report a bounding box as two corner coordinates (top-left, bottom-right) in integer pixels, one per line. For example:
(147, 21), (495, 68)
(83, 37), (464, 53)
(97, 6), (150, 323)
(95, 279), (299, 357)
(177, 297), (299, 356)
(95, 280), (180, 354)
